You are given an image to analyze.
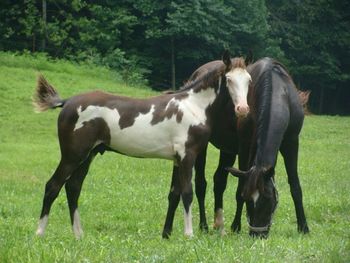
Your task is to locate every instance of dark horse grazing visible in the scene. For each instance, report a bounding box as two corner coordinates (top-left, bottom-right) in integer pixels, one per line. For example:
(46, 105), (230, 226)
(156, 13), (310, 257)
(33, 52), (251, 238)
(190, 57), (309, 237)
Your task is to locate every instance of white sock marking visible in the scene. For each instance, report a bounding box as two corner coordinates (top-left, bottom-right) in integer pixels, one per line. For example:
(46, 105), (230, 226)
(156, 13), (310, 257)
(73, 210), (83, 239)
(184, 205), (193, 237)
(36, 215), (48, 236)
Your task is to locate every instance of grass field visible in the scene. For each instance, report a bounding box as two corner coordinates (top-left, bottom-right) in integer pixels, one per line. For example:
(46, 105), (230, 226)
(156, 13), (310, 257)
(0, 52), (349, 262)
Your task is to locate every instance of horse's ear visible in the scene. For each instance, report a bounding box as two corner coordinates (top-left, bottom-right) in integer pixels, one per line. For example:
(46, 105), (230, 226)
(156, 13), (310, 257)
(245, 50), (254, 65)
(262, 166), (274, 179)
(222, 50), (231, 68)
(226, 167), (248, 178)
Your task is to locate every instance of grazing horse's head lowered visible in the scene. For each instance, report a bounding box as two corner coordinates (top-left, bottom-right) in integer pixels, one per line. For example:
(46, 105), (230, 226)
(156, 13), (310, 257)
(225, 58), (309, 238)
(33, 51), (251, 239)
(227, 166), (278, 237)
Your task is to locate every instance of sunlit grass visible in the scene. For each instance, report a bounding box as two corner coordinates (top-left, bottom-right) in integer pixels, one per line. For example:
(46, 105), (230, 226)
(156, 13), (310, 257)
(0, 52), (349, 262)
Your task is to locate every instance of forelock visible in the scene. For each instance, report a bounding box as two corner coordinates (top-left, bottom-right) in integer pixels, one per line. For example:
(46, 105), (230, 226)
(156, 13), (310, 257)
(231, 57), (246, 69)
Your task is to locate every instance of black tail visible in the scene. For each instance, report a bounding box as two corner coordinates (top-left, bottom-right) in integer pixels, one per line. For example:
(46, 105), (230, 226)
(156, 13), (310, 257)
(33, 75), (65, 112)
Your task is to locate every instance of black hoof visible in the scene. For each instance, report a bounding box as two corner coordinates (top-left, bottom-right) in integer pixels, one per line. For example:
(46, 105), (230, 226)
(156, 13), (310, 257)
(162, 230), (171, 239)
(231, 222), (241, 233)
(199, 223), (209, 232)
(298, 224), (310, 234)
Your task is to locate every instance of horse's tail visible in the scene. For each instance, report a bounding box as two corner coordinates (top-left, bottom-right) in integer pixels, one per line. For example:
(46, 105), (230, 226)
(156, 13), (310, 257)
(33, 75), (66, 112)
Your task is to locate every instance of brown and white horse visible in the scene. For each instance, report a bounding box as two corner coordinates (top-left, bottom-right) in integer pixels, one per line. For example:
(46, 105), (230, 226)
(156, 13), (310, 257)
(33, 51), (251, 239)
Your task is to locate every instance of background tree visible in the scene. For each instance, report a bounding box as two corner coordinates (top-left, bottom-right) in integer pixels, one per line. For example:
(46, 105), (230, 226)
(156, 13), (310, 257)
(267, 0), (350, 114)
(0, 0), (349, 114)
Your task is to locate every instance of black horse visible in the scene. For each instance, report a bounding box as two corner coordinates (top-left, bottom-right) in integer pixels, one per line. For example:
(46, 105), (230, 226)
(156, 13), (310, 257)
(191, 57), (309, 237)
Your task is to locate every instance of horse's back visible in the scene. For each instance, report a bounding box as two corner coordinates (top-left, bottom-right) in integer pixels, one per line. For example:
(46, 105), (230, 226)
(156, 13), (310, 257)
(249, 58), (304, 132)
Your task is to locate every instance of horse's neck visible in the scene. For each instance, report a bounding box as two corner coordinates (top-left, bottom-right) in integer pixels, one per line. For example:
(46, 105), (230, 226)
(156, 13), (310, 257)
(179, 85), (218, 112)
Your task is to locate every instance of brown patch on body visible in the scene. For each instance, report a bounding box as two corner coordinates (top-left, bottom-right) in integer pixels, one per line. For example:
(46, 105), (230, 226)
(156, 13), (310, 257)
(151, 97), (184, 125)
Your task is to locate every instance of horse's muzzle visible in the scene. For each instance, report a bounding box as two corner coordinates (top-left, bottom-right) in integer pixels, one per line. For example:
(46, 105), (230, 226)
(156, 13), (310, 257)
(235, 104), (250, 118)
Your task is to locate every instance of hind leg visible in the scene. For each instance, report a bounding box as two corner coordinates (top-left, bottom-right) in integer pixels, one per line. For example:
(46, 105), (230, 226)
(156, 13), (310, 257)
(178, 153), (197, 237)
(194, 145), (208, 232)
(280, 136), (309, 233)
(162, 165), (181, 238)
(65, 150), (97, 239)
(36, 159), (79, 236)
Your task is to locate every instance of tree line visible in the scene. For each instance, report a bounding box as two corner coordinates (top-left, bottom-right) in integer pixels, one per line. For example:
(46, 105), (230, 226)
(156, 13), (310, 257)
(1, 0), (349, 114)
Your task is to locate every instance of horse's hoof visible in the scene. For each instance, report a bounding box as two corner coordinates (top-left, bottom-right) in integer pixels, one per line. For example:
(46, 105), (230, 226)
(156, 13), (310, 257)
(298, 224), (310, 234)
(35, 229), (44, 236)
(199, 223), (209, 232)
(231, 223), (241, 233)
(162, 231), (171, 239)
(184, 232), (194, 239)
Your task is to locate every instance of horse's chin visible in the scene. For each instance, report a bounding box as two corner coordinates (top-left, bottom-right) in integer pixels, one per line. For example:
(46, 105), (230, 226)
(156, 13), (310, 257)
(235, 111), (249, 119)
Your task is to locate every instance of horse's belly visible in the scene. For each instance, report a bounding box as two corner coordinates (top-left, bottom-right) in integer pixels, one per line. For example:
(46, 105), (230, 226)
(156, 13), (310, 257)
(74, 104), (198, 160)
(109, 131), (176, 159)
(107, 116), (188, 160)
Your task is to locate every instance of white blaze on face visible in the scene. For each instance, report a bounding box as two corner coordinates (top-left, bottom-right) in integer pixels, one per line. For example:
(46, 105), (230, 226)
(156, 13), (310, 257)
(74, 88), (216, 161)
(252, 190), (260, 207)
(225, 68), (251, 117)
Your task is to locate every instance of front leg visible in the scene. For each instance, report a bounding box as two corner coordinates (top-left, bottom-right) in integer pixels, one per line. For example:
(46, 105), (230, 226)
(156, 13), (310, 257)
(213, 151), (236, 233)
(231, 178), (244, 232)
(194, 144), (209, 232)
(231, 122), (252, 233)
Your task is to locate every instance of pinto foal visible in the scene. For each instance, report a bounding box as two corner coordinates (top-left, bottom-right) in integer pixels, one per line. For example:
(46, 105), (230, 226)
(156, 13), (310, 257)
(33, 52), (251, 238)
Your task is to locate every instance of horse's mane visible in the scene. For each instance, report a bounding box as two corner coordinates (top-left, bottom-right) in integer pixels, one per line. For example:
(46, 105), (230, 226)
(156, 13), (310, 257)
(164, 63), (225, 95)
(254, 63), (273, 165)
(252, 58), (295, 162)
(165, 57), (246, 95)
(245, 58), (298, 197)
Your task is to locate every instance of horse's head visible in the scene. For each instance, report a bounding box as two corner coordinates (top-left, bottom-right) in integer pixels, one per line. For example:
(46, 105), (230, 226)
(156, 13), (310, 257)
(222, 51), (251, 118)
(227, 165), (278, 238)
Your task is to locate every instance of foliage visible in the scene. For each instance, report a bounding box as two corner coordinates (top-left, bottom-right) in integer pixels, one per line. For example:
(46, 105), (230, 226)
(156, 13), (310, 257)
(0, 52), (350, 263)
(266, 0), (350, 114)
(0, 0), (349, 113)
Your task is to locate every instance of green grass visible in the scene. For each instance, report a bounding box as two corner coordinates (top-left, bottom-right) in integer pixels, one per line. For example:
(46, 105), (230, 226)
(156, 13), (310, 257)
(0, 52), (349, 262)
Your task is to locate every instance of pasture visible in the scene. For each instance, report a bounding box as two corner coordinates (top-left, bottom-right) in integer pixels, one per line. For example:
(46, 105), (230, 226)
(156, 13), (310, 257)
(0, 52), (349, 262)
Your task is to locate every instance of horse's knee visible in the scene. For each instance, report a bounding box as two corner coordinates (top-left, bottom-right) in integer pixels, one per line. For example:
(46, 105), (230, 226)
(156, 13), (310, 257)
(182, 191), (193, 213)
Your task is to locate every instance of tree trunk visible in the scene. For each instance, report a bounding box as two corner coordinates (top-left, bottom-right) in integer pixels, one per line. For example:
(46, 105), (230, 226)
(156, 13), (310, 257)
(171, 36), (176, 90)
(318, 86), (324, 114)
(42, 0), (47, 51)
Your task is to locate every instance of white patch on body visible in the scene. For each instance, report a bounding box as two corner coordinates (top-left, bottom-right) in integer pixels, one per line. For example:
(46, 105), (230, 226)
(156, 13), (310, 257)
(74, 88), (216, 160)
(36, 215), (48, 236)
(72, 210), (83, 239)
(184, 204), (193, 237)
